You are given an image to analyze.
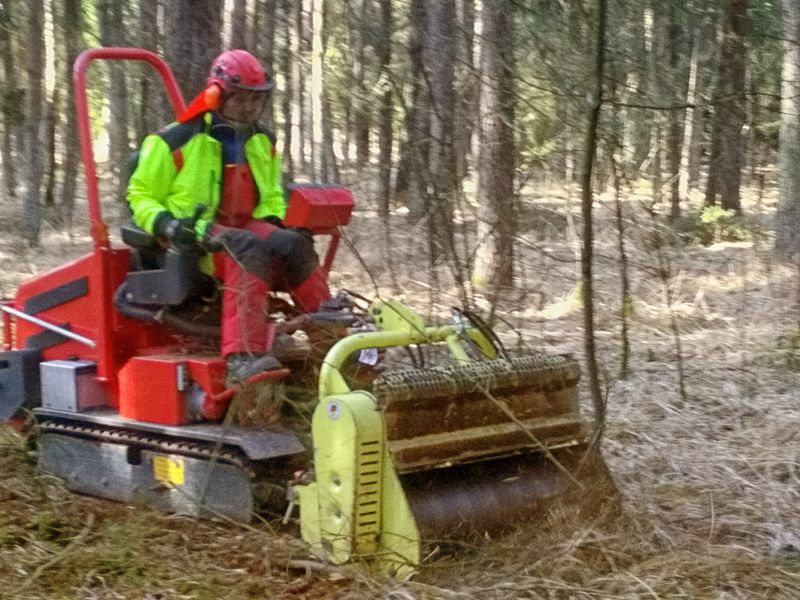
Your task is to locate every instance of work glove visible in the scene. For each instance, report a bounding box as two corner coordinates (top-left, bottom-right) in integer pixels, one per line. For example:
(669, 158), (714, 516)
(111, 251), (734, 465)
(209, 228), (272, 284)
(155, 214), (197, 246)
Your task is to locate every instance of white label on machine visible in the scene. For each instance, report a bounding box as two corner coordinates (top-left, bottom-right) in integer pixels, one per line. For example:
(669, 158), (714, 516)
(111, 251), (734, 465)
(358, 347), (379, 366)
(326, 400), (341, 420)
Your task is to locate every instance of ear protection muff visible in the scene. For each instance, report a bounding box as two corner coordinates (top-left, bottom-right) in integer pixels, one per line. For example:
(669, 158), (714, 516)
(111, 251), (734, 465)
(177, 83), (222, 123)
(203, 84), (221, 111)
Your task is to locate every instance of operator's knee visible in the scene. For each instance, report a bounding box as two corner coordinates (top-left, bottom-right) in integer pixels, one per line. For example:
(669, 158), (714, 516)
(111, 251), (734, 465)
(266, 229), (319, 286)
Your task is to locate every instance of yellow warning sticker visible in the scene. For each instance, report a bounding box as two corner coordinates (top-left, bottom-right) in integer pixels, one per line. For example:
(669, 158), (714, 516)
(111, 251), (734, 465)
(153, 455), (185, 486)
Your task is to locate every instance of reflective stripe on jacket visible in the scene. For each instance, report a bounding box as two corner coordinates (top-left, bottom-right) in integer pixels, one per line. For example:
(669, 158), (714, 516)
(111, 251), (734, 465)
(127, 111), (285, 239)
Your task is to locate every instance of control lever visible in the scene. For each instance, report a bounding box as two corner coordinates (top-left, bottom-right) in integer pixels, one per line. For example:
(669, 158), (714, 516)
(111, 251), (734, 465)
(170, 203), (207, 254)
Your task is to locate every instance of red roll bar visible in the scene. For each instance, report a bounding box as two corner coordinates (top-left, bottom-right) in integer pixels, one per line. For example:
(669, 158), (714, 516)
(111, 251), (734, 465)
(73, 48), (186, 248)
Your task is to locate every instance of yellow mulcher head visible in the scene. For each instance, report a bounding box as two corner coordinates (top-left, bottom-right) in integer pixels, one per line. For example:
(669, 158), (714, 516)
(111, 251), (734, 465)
(294, 301), (616, 577)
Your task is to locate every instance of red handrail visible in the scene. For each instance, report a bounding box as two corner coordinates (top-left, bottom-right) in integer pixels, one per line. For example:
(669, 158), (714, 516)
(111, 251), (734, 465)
(73, 47), (186, 248)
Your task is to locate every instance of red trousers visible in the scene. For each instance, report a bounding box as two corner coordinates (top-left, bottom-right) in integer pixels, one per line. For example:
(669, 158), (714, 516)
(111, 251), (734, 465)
(210, 220), (331, 356)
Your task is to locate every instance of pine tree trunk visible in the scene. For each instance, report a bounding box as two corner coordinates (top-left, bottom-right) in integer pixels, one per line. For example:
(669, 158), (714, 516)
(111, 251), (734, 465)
(290, 0), (308, 174)
(255, 0), (277, 132)
(43, 88), (58, 211)
(23, 0), (45, 245)
(310, 0), (324, 180)
(60, 0), (83, 225)
(706, 0), (746, 212)
(649, 3), (665, 206)
(403, 0), (429, 218)
(377, 0), (393, 217)
(97, 0), (130, 189)
(301, 0), (313, 175)
(230, 0), (248, 49)
(322, 89), (339, 182)
(776, 0), (800, 257)
(666, 3), (682, 219)
(454, 0), (475, 186)
(581, 0), (608, 439)
(138, 0), (168, 138)
(679, 27), (700, 201)
(353, 0), (369, 167)
(0, 0), (18, 200)
(281, 0), (295, 180)
(425, 0), (457, 255)
(717, 0), (746, 213)
(630, 3), (652, 170)
(472, 0), (516, 290)
(164, 0), (222, 98)
(470, 0), (483, 190)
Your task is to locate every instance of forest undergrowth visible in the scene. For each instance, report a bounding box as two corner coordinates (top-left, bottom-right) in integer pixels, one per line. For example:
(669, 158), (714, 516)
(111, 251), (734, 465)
(1, 177), (799, 599)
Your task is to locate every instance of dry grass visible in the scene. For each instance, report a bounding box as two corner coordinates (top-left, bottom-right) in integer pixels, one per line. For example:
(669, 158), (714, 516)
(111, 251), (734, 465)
(1, 178), (800, 598)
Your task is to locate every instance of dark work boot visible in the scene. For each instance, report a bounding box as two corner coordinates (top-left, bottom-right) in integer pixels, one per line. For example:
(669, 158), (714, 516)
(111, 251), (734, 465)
(226, 353), (282, 385)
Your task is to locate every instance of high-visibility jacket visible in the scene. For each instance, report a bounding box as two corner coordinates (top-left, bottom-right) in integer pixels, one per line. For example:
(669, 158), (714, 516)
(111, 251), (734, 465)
(127, 111), (285, 240)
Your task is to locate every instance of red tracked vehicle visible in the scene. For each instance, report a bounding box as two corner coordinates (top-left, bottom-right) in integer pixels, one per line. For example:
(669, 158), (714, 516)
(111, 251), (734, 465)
(0, 48), (616, 577)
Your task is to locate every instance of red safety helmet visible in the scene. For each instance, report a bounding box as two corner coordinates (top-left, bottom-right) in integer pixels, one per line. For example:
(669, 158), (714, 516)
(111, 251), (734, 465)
(207, 49), (273, 92)
(178, 49), (273, 123)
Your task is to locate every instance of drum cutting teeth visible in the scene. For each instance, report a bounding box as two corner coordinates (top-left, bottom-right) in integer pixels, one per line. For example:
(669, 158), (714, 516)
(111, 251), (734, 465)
(371, 354), (585, 473)
(371, 353), (581, 405)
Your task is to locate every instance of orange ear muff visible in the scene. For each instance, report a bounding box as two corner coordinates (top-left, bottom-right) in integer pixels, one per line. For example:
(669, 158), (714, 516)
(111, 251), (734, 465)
(204, 84), (221, 111)
(177, 84), (223, 123)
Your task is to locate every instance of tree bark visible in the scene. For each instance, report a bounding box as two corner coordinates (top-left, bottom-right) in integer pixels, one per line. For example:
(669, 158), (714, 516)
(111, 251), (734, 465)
(377, 0), (393, 217)
(164, 0), (222, 98)
(454, 0), (475, 186)
(352, 0), (369, 167)
(321, 88), (339, 182)
(23, 0), (45, 245)
(403, 0), (429, 218)
(776, 0), (800, 257)
(665, 2), (682, 219)
(60, 0), (84, 225)
(255, 0), (277, 132)
(310, 0), (324, 180)
(230, 0), (249, 49)
(43, 88), (58, 211)
(630, 2), (652, 171)
(679, 26), (700, 202)
(472, 0), (516, 290)
(97, 0), (131, 188)
(705, 0), (747, 213)
(280, 0), (295, 180)
(581, 0), (607, 443)
(138, 0), (168, 137)
(289, 0), (308, 174)
(425, 0), (458, 257)
(301, 0), (313, 175)
(0, 0), (18, 200)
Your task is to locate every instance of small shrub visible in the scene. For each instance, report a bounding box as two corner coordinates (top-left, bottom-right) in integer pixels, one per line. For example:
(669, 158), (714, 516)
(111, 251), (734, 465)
(673, 206), (749, 246)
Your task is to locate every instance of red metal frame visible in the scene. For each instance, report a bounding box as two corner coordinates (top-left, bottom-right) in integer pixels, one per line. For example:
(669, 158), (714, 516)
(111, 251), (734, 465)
(69, 48), (186, 394)
(74, 47), (186, 248)
(1, 301), (12, 351)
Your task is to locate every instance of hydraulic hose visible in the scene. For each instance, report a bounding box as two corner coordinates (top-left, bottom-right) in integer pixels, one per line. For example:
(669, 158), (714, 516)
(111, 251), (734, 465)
(113, 281), (220, 338)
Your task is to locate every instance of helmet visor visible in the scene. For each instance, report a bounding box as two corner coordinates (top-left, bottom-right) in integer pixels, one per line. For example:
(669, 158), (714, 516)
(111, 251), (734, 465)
(220, 89), (270, 126)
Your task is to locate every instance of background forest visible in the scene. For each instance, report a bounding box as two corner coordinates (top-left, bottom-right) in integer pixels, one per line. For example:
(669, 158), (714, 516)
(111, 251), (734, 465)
(2, 0), (800, 598)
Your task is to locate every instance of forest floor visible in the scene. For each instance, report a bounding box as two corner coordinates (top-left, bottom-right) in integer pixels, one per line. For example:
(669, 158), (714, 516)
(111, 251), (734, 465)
(1, 174), (800, 599)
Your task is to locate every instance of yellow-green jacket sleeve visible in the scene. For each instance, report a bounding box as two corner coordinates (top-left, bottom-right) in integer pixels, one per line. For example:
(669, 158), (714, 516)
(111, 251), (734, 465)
(127, 135), (177, 234)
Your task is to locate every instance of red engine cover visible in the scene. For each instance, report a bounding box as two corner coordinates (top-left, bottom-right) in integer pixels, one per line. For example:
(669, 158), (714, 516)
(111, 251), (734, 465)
(118, 355), (226, 425)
